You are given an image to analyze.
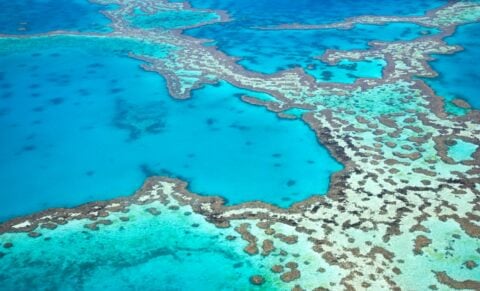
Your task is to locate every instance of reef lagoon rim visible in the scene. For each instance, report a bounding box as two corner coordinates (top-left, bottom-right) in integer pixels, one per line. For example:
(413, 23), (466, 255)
(0, 41), (342, 221)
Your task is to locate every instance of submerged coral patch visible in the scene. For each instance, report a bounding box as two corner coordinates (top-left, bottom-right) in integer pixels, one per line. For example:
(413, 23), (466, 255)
(127, 8), (220, 30)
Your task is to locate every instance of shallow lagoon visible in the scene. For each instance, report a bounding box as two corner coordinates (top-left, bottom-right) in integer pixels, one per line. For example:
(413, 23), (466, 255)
(448, 139), (478, 162)
(0, 43), (342, 220)
(127, 7), (220, 30)
(187, 22), (438, 82)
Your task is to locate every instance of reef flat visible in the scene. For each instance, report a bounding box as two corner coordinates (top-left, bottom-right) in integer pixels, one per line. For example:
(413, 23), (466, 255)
(0, 0), (479, 290)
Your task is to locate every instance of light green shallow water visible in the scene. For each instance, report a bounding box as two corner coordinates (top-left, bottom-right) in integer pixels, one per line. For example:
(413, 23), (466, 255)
(448, 139), (478, 162)
(0, 202), (281, 290)
(127, 8), (220, 30)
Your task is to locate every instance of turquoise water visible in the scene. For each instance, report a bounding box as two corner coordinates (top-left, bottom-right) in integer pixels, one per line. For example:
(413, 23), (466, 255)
(0, 35), (174, 58)
(185, 0), (444, 81)
(0, 0), (114, 34)
(424, 23), (480, 110)
(184, 0), (448, 26)
(0, 203), (281, 290)
(448, 139), (478, 162)
(1, 1), (478, 290)
(187, 22), (437, 81)
(127, 7), (220, 30)
(0, 43), (342, 220)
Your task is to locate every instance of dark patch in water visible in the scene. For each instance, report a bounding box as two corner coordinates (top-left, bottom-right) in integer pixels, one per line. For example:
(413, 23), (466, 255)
(274, 163), (282, 167)
(286, 179), (296, 187)
(307, 160), (315, 164)
(1, 83), (11, 89)
(159, 168), (175, 177)
(25, 134), (35, 140)
(140, 164), (157, 177)
(114, 98), (167, 140)
(230, 123), (250, 131)
(49, 97), (64, 105)
(85, 171), (95, 177)
(0, 107), (10, 117)
(346, 73), (358, 79)
(206, 118), (216, 126)
(78, 89), (90, 96)
(23, 145), (36, 152)
(400, 28), (412, 38)
(1, 92), (12, 99)
(33, 106), (44, 112)
(110, 88), (124, 94)
(272, 153), (282, 158)
(88, 63), (104, 68)
(145, 122), (166, 134)
(233, 262), (243, 268)
(321, 71), (333, 81)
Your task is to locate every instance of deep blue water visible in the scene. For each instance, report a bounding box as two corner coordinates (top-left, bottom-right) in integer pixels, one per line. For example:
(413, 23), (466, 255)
(184, 0), (448, 26)
(187, 22), (438, 81)
(0, 44), (342, 220)
(184, 0), (445, 80)
(424, 23), (480, 110)
(0, 0), (113, 34)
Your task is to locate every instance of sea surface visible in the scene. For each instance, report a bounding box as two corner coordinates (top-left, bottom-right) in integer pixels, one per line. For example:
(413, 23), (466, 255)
(0, 0), (478, 290)
(186, 21), (438, 81)
(0, 0), (114, 34)
(424, 22), (480, 112)
(184, 0), (448, 26)
(0, 44), (342, 220)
